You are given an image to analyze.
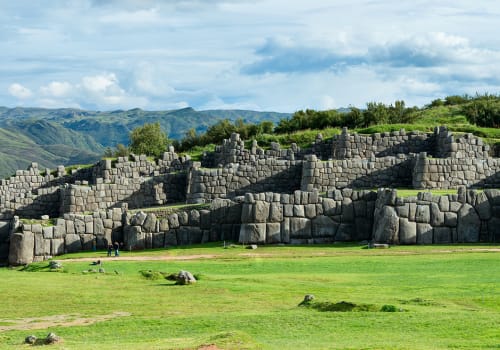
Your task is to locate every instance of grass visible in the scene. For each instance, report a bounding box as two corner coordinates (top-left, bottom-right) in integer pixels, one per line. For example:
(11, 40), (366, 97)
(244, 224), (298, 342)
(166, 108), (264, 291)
(0, 244), (499, 349)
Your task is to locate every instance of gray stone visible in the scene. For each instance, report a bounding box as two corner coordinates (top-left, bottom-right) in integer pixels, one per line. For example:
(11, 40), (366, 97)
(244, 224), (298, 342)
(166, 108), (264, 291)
(281, 218), (290, 243)
(164, 231), (178, 246)
(335, 223), (353, 241)
(168, 214), (180, 229)
(415, 205), (430, 223)
(241, 203), (253, 223)
(354, 217), (372, 241)
(305, 204), (316, 219)
(434, 227), (451, 243)
(189, 210), (200, 226)
(399, 218), (416, 244)
(457, 204), (480, 242)
(159, 218), (169, 232)
(51, 238), (64, 256)
(312, 216), (337, 237)
(42, 226), (53, 239)
(74, 219), (85, 234)
(444, 212), (457, 227)
(177, 211), (189, 225)
(438, 196), (450, 212)
(373, 205), (399, 244)
(416, 223), (433, 244)
(254, 201), (270, 223)
(289, 217), (311, 238)
(239, 223), (266, 244)
(322, 198), (336, 216)
(475, 192), (491, 220)
(124, 225), (144, 250)
(341, 198), (354, 222)
(94, 218), (105, 235)
(8, 231), (34, 265)
(266, 223), (281, 243)
(65, 234), (82, 253)
(175, 270), (196, 285)
(269, 203), (283, 222)
(130, 211), (147, 226)
(142, 213), (157, 233)
(430, 203), (444, 226)
(396, 203), (409, 218)
(293, 205), (305, 217)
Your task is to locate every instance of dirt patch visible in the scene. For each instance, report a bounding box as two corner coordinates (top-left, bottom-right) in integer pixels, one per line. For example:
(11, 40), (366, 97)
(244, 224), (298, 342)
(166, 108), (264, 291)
(0, 311), (131, 331)
(197, 345), (222, 350)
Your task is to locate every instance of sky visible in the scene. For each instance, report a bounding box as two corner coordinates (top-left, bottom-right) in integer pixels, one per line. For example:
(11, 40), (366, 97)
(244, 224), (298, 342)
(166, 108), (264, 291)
(1, 0), (500, 112)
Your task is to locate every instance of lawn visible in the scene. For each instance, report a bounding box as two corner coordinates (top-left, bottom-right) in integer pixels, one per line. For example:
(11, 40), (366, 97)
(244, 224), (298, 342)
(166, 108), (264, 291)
(0, 244), (499, 349)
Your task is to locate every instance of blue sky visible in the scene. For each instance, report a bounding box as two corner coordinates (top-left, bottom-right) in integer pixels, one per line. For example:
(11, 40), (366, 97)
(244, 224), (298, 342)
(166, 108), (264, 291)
(1, 0), (499, 112)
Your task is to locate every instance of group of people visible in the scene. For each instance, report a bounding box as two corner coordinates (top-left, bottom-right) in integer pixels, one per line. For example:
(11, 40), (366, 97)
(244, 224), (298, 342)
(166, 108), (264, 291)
(107, 242), (121, 257)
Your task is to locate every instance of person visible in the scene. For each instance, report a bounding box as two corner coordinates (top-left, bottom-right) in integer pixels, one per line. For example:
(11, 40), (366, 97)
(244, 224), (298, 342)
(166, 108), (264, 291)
(107, 244), (113, 257)
(113, 242), (120, 257)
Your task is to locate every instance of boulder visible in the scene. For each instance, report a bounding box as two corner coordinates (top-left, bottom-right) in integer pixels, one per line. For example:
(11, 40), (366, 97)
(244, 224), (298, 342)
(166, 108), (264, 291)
(399, 218), (416, 244)
(239, 223), (266, 244)
(124, 225), (144, 250)
(175, 270), (196, 285)
(142, 213), (157, 233)
(416, 223), (433, 244)
(312, 215), (337, 237)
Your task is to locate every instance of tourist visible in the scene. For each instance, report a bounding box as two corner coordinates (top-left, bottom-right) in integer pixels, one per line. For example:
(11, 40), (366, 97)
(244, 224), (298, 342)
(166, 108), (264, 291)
(107, 244), (113, 257)
(113, 242), (120, 257)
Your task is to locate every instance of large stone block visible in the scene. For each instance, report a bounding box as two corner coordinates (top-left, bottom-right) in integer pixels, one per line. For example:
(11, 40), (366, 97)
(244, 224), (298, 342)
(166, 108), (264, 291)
(373, 205), (399, 244)
(8, 231), (34, 265)
(444, 212), (457, 227)
(289, 217), (311, 238)
(51, 238), (64, 256)
(266, 223), (282, 243)
(74, 219), (85, 235)
(341, 198), (354, 222)
(335, 223), (353, 241)
(430, 203), (444, 226)
(124, 225), (144, 250)
(65, 234), (82, 253)
(312, 215), (337, 237)
(415, 205), (430, 223)
(34, 234), (51, 256)
(168, 214), (180, 229)
(475, 192), (491, 220)
(354, 217), (372, 241)
(399, 218), (416, 244)
(281, 218), (290, 243)
(457, 204), (480, 242)
(164, 231), (178, 246)
(269, 203), (283, 222)
(239, 223), (266, 244)
(434, 227), (451, 243)
(416, 223), (433, 244)
(254, 201), (270, 223)
(94, 218), (105, 235)
(142, 213), (157, 233)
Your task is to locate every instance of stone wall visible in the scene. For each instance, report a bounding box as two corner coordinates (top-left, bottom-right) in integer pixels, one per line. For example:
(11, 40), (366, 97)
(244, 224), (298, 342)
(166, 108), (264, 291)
(8, 208), (125, 265)
(372, 188), (500, 245)
(435, 126), (490, 159)
(187, 159), (302, 203)
(413, 153), (500, 189)
(238, 190), (377, 244)
(331, 127), (432, 159)
(301, 154), (414, 191)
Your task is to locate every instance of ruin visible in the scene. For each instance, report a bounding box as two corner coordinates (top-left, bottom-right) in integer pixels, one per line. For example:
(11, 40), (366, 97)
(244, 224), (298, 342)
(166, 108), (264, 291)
(3, 126), (500, 265)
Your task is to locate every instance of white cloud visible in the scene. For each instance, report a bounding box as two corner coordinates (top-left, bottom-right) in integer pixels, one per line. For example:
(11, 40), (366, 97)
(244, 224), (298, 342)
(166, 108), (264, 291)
(8, 83), (32, 99)
(40, 81), (73, 98)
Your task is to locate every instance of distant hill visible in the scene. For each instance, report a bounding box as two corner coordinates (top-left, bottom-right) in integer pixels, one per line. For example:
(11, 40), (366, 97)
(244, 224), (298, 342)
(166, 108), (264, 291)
(0, 107), (291, 178)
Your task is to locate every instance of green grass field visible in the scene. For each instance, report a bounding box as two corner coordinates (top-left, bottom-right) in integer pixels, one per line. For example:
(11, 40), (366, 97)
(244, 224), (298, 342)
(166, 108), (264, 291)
(0, 244), (499, 349)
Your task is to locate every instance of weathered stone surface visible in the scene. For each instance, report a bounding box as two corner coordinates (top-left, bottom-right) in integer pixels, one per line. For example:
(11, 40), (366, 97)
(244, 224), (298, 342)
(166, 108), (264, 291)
(239, 223), (266, 244)
(354, 217), (372, 241)
(8, 231), (34, 265)
(142, 213), (157, 233)
(289, 217), (311, 238)
(74, 219), (85, 235)
(168, 214), (180, 229)
(51, 238), (64, 255)
(266, 223), (281, 243)
(373, 206), (399, 244)
(417, 223), (433, 244)
(430, 203), (444, 226)
(293, 205), (305, 218)
(415, 205), (430, 223)
(65, 234), (82, 253)
(444, 212), (457, 227)
(341, 198), (354, 222)
(164, 231), (178, 246)
(312, 215), (337, 237)
(399, 218), (416, 244)
(475, 192), (491, 220)
(177, 211), (189, 225)
(124, 225), (144, 250)
(457, 204), (480, 242)
(175, 270), (196, 285)
(269, 203), (283, 222)
(130, 211), (147, 226)
(335, 223), (353, 241)
(254, 201), (270, 223)
(433, 227), (451, 243)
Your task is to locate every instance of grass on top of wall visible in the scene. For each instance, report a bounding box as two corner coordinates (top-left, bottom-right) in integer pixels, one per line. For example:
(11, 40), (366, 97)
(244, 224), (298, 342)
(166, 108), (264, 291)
(1, 244), (499, 349)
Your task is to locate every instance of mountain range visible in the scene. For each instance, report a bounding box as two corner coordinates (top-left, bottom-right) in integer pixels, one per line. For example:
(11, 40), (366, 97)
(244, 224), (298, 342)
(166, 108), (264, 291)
(0, 107), (290, 178)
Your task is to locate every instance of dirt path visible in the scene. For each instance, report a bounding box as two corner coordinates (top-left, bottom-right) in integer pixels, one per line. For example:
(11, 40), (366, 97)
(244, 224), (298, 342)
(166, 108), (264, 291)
(62, 254), (220, 262)
(0, 312), (131, 332)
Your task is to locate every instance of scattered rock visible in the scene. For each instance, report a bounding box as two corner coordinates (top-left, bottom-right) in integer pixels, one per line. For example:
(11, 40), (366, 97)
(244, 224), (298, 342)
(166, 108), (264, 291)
(246, 244), (258, 250)
(45, 332), (61, 344)
(298, 294), (315, 306)
(40, 215), (50, 220)
(49, 261), (62, 269)
(25, 335), (37, 344)
(369, 243), (390, 249)
(173, 270), (197, 285)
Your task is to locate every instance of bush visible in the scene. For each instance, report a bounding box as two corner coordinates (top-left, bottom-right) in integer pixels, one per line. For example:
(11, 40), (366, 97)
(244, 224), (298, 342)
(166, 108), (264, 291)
(129, 122), (169, 158)
(380, 304), (398, 312)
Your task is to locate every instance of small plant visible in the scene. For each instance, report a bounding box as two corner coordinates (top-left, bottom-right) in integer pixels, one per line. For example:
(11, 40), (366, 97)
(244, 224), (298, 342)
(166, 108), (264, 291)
(380, 304), (398, 312)
(139, 270), (168, 280)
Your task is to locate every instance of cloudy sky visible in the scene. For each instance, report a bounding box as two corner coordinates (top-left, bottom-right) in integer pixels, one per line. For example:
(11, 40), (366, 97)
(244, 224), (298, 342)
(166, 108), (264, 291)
(1, 0), (499, 112)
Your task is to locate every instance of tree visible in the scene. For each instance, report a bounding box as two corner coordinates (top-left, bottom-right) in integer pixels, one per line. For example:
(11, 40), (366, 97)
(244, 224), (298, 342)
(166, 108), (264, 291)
(129, 122), (169, 158)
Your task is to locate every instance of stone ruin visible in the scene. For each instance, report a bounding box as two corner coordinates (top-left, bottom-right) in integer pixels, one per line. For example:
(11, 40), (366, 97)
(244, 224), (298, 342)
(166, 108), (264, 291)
(2, 126), (500, 265)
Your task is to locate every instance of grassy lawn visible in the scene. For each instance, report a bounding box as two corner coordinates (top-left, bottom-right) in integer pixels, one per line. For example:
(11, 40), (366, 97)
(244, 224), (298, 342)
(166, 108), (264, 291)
(0, 244), (499, 349)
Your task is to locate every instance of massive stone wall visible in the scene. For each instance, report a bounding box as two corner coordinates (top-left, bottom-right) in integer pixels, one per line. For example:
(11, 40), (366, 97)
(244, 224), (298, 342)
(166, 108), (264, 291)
(331, 128), (432, 159)
(372, 188), (500, 244)
(412, 153), (500, 189)
(301, 154), (414, 191)
(187, 159), (302, 203)
(435, 126), (490, 159)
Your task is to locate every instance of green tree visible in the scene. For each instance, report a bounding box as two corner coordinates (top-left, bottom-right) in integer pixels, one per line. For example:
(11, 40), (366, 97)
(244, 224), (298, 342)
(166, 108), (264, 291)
(115, 143), (130, 157)
(129, 122), (169, 158)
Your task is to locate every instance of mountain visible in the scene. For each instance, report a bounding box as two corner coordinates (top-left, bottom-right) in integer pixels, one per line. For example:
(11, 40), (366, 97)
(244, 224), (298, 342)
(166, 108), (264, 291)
(0, 107), (291, 178)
